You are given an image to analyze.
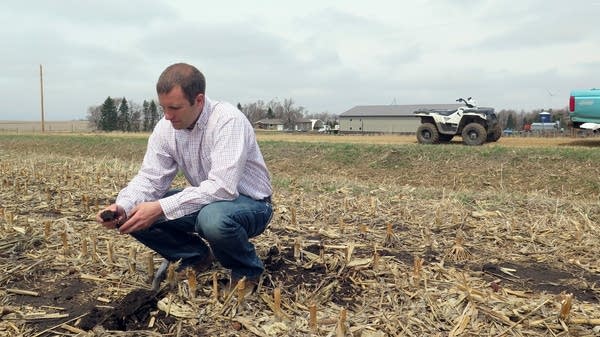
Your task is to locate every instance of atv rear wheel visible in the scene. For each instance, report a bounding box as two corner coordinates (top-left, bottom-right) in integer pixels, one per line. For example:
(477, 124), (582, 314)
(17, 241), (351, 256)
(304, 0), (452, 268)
(486, 124), (502, 142)
(461, 123), (487, 146)
(417, 123), (440, 144)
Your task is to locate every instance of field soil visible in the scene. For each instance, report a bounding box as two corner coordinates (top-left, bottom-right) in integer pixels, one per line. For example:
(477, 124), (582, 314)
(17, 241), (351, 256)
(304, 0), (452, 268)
(1, 133), (599, 336)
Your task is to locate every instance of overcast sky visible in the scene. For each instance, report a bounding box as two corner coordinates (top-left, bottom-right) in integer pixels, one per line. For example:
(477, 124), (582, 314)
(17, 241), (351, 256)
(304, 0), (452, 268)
(2, 0), (599, 121)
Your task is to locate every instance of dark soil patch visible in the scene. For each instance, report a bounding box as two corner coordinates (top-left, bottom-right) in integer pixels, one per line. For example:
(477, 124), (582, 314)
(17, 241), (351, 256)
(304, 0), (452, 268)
(78, 288), (173, 331)
(482, 260), (600, 302)
(7, 276), (97, 332)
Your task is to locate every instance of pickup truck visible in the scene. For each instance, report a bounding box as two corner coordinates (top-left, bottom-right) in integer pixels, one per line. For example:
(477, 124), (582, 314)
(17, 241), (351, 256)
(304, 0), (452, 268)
(569, 88), (600, 129)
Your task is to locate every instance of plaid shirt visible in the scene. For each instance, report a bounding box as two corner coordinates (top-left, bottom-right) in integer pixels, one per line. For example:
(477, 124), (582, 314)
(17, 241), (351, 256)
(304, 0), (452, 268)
(116, 97), (272, 219)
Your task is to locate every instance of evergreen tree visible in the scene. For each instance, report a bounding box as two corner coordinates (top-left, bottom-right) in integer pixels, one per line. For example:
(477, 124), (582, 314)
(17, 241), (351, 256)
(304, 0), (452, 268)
(149, 100), (159, 129)
(266, 107), (274, 119)
(237, 102), (243, 111)
(99, 96), (118, 131)
(142, 100), (151, 131)
(117, 97), (131, 131)
(506, 113), (515, 129)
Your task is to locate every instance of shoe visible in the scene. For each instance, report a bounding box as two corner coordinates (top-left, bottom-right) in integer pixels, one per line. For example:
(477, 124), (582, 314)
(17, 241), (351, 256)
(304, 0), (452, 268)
(151, 254), (215, 290)
(226, 274), (260, 297)
(178, 253), (215, 278)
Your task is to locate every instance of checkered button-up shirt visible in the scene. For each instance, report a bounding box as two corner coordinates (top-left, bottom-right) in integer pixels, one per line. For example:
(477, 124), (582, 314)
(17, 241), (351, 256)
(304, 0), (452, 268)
(116, 97), (272, 220)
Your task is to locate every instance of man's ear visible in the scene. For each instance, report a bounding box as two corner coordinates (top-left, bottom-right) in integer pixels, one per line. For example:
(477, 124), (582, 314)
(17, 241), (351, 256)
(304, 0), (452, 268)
(195, 93), (204, 107)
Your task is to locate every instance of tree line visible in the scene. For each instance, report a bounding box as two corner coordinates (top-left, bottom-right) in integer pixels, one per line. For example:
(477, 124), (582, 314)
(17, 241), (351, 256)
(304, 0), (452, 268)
(87, 97), (161, 132)
(496, 107), (569, 131)
(88, 96), (339, 132)
(91, 95), (566, 133)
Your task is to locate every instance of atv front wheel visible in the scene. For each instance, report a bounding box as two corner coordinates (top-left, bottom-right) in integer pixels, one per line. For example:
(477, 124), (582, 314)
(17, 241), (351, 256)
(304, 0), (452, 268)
(461, 123), (487, 146)
(417, 123), (440, 144)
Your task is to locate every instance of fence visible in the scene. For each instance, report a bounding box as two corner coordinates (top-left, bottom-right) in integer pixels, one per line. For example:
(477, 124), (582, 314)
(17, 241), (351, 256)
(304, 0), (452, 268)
(0, 121), (92, 133)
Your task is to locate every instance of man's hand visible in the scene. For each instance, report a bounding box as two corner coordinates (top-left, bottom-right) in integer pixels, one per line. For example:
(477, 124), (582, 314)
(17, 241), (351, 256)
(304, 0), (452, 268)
(96, 204), (127, 230)
(117, 201), (164, 234)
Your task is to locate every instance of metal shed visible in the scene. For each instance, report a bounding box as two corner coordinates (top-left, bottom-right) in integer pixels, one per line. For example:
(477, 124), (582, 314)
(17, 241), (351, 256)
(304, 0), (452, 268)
(339, 104), (462, 134)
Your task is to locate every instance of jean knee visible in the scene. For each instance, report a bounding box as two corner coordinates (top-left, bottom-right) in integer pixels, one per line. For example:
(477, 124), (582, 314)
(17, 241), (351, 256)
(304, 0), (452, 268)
(196, 207), (231, 242)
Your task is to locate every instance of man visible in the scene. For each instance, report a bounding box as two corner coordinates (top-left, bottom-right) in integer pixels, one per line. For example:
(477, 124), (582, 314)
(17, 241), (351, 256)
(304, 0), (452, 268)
(96, 63), (273, 292)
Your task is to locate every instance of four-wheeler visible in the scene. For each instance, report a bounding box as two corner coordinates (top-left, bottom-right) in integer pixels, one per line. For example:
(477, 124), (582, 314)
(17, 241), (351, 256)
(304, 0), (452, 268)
(414, 97), (501, 145)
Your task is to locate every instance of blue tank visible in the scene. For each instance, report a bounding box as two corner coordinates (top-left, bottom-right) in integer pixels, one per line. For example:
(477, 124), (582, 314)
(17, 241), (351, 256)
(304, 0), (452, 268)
(539, 112), (551, 123)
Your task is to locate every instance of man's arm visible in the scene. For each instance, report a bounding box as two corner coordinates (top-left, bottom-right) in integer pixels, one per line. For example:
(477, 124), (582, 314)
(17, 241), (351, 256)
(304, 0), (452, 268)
(116, 123), (178, 216)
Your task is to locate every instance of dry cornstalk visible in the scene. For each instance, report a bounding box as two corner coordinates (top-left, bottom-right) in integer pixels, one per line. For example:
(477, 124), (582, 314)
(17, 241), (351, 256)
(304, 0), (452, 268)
(91, 235), (98, 262)
(359, 223), (368, 235)
(291, 207), (297, 226)
(371, 197), (377, 215)
(167, 262), (178, 288)
(43, 221), (51, 240)
(373, 245), (379, 270)
(559, 293), (573, 321)
(309, 302), (317, 333)
(274, 287), (282, 318)
(319, 245), (325, 264)
(212, 272), (219, 301)
(344, 243), (354, 263)
(128, 247), (137, 274)
(446, 232), (472, 262)
(339, 218), (346, 233)
(146, 253), (154, 283)
(187, 268), (197, 299)
(7, 288), (39, 296)
(80, 238), (88, 258)
(336, 308), (347, 336)
(61, 230), (68, 255)
(60, 323), (86, 334)
(107, 240), (115, 265)
(413, 256), (423, 286)
(293, 238), (302, 261)
(435, 208), (442, 226)
(237, 277), (246, 305)
(383, 223), (401, 248)
(81, 194), (89, 212)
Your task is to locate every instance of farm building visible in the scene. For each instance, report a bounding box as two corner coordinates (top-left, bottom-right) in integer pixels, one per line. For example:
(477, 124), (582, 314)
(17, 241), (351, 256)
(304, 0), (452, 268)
(339, 104), (462, 134)
(255, 119), (284, 131)
(255, 118), (325, 132)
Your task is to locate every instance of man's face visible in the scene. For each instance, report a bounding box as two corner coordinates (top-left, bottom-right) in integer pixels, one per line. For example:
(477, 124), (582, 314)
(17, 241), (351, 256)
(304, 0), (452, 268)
(158, 86), (204, 130)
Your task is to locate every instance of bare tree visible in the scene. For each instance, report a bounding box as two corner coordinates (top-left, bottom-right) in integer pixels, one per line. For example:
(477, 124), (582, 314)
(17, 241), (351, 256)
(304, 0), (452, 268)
(281, 98), (304, 130)
(242, 100), (266, 124)
(130, 101), (142, 132)
(86, 104), (102, 130)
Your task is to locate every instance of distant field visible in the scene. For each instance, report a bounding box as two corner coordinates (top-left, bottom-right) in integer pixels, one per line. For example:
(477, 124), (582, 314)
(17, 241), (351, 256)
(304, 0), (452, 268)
(0, 120), (91, 132)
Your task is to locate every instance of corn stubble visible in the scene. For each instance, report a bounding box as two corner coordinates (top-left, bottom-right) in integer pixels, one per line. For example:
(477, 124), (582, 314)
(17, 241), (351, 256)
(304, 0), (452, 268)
(1, 136), (599, 336)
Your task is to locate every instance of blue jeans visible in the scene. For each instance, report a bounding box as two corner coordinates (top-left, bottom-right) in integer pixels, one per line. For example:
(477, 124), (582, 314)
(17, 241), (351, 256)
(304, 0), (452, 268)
(131, 191), (273, 279)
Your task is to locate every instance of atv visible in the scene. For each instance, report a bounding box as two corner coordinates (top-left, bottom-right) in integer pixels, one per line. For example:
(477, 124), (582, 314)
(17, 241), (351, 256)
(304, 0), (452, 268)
(414, 97), (501, 145)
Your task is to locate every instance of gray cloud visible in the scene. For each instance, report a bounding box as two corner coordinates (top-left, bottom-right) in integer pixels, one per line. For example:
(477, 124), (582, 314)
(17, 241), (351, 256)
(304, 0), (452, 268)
(1, 1), (597, 120)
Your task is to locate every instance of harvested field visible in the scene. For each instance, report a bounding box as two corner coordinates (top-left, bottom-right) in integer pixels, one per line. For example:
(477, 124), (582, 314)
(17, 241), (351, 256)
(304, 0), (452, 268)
(1, 133), (599, 336)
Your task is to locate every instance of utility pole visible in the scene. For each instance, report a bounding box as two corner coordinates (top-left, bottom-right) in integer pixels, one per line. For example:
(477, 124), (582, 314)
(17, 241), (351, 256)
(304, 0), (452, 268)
(40, 64), (45, 132)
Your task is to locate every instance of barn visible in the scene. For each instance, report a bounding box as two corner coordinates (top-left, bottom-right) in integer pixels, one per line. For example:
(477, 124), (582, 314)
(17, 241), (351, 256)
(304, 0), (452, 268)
(339, 104), (462, 134)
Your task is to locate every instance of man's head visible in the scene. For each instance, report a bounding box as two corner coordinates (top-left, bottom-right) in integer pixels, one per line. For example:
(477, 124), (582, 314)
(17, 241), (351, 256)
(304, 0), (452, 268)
(156, 63), (206, 130)
(157, 63), (205, 104)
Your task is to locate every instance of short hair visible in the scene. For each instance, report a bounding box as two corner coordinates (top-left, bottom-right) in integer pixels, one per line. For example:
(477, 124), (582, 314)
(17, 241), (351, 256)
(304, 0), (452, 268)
(156, 63), (206, 105)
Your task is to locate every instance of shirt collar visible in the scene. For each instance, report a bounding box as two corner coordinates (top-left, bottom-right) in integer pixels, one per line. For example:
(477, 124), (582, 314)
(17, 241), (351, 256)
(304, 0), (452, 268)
(185, 96), (212, 133)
